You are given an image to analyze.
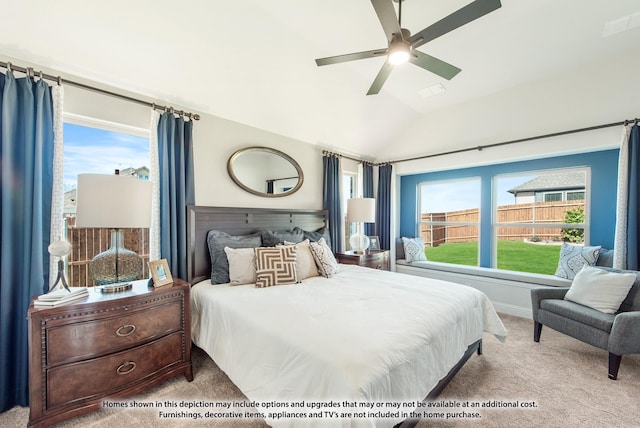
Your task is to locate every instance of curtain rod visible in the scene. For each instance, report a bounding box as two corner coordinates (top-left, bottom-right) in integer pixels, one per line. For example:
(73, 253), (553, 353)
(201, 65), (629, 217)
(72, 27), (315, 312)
(389, 118), (638, 165)
(0, 60), (200, 120)
(326, 118), (639, 166)
(322, 150), (368, 164)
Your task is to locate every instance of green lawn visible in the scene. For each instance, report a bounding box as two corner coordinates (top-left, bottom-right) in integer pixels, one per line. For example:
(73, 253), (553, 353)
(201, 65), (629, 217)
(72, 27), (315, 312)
(424, 240), (561, 275)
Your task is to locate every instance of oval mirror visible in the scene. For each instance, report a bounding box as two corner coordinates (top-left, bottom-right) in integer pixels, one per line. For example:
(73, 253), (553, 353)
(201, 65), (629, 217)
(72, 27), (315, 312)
(227, 147), (304, 197)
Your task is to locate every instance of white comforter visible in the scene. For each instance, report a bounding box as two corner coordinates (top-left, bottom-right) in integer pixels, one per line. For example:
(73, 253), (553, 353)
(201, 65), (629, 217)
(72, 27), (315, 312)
(191, 264), (506, 428)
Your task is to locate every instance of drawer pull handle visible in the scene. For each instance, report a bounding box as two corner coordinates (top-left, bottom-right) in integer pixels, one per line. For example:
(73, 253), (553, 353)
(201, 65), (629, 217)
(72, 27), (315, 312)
(116, 324), (136, 337)
(116, 361), (137, 375)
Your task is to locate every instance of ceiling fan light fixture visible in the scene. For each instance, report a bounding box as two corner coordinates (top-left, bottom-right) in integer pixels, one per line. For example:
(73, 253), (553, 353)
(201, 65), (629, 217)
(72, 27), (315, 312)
(387, 43), (410, 65)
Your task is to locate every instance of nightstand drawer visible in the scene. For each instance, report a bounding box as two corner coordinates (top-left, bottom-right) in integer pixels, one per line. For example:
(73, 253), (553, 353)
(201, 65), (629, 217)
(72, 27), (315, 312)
(47, 299), (182, 366)
(47, 331), (183, 408)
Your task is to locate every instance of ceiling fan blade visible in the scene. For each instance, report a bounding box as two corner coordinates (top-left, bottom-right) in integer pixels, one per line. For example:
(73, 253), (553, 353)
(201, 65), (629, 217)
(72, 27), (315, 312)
(371, 0), (402, 42)
(409, 0), (501, 48)
(315, 48), (387, 66)
(367, 62), (393, 95)
(410, 51), (461, 80)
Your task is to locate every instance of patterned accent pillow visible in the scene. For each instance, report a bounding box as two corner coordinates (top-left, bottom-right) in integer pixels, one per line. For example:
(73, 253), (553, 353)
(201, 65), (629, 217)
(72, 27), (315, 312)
(402, 237), (427, 263)
(309, 238), (339, 278)
(554, 243), (601, 280)
(254, 246), (299, 287)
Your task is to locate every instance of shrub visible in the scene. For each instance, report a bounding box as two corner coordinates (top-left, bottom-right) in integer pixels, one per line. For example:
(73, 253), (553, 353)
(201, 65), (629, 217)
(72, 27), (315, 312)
(562, 207), (584, 243)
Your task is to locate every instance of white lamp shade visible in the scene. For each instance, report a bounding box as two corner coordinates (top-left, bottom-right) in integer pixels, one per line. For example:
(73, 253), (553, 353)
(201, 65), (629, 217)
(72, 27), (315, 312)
(347, 198), (376, 223)
(75, 174), (152, 228)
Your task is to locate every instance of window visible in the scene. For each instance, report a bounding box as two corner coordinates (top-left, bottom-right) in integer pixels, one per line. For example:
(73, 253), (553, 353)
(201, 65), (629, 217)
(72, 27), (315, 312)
(418, 178), (481, 266)
(343, 172), (358, 244)
(63, 121), (150, 286)
(543, 192), (562, 202)
(494, 168), (589, 275)
(401, 150), (616, 278)
(567, 191), (585, 201)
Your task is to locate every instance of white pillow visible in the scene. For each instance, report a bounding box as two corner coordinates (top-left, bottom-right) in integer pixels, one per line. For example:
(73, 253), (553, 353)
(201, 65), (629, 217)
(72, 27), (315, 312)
(224, 247), (256, 285)
(564, 266), (636, 314)
(402, 237), (427, 263)
(309, 238), (339, 278)
(554, 243), (600, 280)
(281, 239), (319, 280)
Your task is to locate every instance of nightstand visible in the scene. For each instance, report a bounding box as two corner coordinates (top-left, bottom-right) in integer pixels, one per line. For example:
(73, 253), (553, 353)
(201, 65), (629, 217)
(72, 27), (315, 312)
(335, 250), (390, 271)
(27, 279), (193, 428)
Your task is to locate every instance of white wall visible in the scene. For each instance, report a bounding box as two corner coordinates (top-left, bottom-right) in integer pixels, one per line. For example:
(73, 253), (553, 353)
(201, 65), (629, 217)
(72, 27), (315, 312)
(383, 50), (638, 175)
(61, 82), (324, 210)
(193, 115), (322, 208)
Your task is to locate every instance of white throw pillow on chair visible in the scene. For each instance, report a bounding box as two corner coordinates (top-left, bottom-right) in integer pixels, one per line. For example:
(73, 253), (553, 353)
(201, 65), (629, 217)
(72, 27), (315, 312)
(564, 266), (636, 314)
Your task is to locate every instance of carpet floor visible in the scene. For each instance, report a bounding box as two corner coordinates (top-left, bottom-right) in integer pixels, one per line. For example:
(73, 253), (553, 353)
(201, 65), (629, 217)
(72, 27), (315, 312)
(2, 314), (638, 427)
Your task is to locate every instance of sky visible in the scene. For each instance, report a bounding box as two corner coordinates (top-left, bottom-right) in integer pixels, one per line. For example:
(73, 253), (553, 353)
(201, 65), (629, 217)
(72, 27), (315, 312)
(420, 175), (535, 213)
(63, 123), (149, 190)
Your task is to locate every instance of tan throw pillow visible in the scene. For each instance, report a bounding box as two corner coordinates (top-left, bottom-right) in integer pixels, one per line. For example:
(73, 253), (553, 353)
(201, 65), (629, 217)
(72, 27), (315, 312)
(309, 238), (339, 278)
(224, 247), (256, 285)
(280, 239), (319, 280)
(254, 246), (299, 288)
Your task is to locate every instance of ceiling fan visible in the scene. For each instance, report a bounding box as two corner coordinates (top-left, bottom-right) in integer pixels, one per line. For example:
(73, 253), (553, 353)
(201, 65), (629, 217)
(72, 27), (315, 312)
(315, 0), (502, 95)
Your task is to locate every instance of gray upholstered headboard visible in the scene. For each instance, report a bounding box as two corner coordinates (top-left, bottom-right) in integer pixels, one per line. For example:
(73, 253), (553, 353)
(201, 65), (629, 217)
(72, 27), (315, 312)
(186, 206), (328, 283)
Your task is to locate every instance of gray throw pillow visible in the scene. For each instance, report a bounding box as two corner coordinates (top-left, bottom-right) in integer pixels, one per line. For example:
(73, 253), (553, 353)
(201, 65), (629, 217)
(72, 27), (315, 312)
(595, 248), (614, 268)
(207, 230), (262, 284)
(295, 226), (331, 248)
(261, 229), (304, 247)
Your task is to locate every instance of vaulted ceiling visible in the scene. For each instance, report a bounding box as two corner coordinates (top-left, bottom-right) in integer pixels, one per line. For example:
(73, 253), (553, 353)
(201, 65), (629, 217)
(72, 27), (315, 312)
(1, 1), (638, 159)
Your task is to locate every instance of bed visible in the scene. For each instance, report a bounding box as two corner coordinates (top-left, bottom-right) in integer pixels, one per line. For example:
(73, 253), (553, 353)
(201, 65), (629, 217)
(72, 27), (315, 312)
(187, 206), (507, 428)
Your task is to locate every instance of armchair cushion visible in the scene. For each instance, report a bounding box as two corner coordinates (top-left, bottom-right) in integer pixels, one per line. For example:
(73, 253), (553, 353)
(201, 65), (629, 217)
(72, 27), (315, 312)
(540, 299), (615, 332)
(564, 266), (636, 314)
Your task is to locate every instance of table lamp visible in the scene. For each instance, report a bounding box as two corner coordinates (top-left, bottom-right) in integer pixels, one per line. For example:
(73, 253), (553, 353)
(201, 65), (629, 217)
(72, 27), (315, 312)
(347, 198), (376, 253)
(48, 240), (72, 292)
(75, 174), (152, 291)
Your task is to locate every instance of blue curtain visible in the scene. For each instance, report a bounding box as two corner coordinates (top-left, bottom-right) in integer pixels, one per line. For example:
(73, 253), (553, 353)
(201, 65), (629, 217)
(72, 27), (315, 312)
(0, 71), (54, 411)
(376, 163), (392, 250)
(323, 154), (343, 252)
(362, 162), (375, 236)
(157, 113), (194, 280)
(625, 124), (640, 270)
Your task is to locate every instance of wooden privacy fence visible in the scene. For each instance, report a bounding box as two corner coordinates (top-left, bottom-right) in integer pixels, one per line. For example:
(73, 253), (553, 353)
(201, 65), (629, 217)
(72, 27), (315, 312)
(65, 219), (149, 287)
(420, 200), (584, 247)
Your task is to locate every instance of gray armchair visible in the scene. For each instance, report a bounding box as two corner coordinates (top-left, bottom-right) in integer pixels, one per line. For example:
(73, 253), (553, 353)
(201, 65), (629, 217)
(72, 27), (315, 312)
(531, 267), (640, 380)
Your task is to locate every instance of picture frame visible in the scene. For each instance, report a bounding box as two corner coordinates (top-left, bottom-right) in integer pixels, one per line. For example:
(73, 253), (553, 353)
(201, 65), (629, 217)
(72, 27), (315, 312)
(148, 259), (173, 287)
(368, 236), (381, 250)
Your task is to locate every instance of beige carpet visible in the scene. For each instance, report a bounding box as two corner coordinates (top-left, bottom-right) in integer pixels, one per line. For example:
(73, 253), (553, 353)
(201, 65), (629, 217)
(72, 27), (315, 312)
(2, 314), (639, 428)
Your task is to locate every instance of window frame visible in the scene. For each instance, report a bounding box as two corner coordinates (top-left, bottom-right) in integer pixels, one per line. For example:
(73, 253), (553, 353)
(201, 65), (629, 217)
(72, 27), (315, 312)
(492, 167), (591, 271)
(61, 114), (151, 286)
(401, 149), (617, 278)
(342, 171), (359, 242)
(417, 176), (482, 267)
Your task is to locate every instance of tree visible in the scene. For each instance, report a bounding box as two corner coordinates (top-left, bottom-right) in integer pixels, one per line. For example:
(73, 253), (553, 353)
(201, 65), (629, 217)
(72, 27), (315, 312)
(562, 207), (584, 243)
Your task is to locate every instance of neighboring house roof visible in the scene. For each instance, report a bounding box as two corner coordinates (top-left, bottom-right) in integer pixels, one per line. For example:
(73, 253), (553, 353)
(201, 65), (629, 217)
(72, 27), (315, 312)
(119, 166), (149, 177)
(64, 188), (76, 205)
(508, 172), (585, 194)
